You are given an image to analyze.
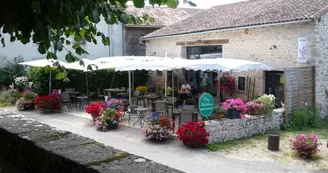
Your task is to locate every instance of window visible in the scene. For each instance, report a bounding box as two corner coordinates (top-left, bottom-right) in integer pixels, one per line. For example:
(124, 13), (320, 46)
(187, 45), (222, 59)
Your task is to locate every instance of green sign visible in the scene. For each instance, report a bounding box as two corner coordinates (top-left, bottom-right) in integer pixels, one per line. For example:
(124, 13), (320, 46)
(198, 92), (214, 117)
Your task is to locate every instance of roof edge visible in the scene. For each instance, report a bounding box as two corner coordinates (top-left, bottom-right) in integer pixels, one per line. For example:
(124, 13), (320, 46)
(141, 19), (314, 40)
(310, 5), (328, 19)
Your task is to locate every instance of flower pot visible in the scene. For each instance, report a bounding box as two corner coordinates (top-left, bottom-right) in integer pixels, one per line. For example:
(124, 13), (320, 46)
(227, 109), (240, 119)
(247, 108), (263, 115)
(214, 113), (225, 119)
(106, 121), (118, 130)
(24, 103), (35, 110)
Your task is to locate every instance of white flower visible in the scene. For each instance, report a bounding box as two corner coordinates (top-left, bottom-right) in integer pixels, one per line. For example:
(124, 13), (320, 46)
(14, 76), (28, 88)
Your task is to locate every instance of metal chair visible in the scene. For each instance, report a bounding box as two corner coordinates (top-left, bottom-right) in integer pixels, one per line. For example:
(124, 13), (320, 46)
(155, 101), (167, 117)
(60, 92), (72, 112)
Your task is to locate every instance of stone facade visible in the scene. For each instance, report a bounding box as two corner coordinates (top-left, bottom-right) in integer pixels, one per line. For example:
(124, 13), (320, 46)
(313, 13), (328, 118)
(205, 108), (284, 144)
(0, 109), (182, 173)
(146, 19), (328, 118)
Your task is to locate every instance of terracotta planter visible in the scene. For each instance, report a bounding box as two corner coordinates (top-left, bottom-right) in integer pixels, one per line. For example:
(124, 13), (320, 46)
(214, 113), (225, 119)
(91, 114), (99, 124)
(247, 108), (263, 115)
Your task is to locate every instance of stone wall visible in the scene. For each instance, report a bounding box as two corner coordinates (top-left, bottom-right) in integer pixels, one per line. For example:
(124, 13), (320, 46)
(146, 23), (315, 97)
(205, 108), (284, 144)
(0, 110), (182, 173)
(314, 13), (328, 118)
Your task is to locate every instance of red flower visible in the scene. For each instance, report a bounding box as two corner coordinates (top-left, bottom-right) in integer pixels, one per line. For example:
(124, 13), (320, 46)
(85, 102), (105, 117)
(176, 121), (210, 148)
(35, 95), (60, 112)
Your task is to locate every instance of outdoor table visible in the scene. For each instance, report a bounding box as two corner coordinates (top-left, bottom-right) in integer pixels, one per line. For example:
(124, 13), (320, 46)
(68, 91), (81, 109)
(76, 96), (88, 111)
(104, 88), (126, 98)
(145, 95), (161, 111)
(133, 107), (150, 127)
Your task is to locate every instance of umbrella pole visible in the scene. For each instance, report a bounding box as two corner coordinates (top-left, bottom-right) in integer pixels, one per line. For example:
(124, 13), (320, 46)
(128, 70), (132, 105)
(164, 70), (167, 100)
(86, 72), (89, 100)
(217, 70), (221, 104)
(172, 69), (174, 103)
(49, 68), (52, 94)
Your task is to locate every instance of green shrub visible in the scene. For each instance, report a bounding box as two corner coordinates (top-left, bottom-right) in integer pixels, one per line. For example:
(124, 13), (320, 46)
(0, 56), (26, 87)
(254, 94), (276, 114)
(29, 67), (149, 95)
(0, 90), (20, 106)
(282, 107), (323, 131)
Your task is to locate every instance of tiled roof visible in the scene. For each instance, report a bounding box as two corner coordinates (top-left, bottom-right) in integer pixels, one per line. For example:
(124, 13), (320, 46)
(125, 6), (204, 27)
(142, 0), (328, 39)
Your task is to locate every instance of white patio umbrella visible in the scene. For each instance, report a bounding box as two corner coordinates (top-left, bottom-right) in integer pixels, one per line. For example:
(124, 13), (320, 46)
(19, 59), (67, 94)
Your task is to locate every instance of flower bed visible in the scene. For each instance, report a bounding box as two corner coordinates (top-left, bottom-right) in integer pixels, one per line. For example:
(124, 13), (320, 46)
(35, 95), (60, 113)
(176, 121), (209, 148)
(142, 112), (173, 141)
(16, 91), (38, 111)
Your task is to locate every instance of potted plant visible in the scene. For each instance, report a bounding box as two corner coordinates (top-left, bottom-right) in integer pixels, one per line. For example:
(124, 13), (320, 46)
(176, 121), (209, 148)
(136, 86), (148, 96)
(221, 98), (247, 119)
(216, 73), (236, 97)
(289, 134), (321, 159)
(213, 106), (227, 119)
(245, 101), (264, 115)
(142, 112), (173, 141)
(254, 94), (276, 114)
(95, 108), (122, 131)
(85, 102), (106, 123)
(35, 95), (61, 113)
(16, 91), (38, 110)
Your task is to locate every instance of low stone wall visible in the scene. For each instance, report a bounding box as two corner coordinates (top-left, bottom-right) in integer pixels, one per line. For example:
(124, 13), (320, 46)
(0, 110), (182, 173)
(205, 108), (284, 144)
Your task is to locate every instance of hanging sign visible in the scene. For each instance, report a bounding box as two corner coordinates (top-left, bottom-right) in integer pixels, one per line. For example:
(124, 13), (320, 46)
(298, 38), (307, 64)
(198, 92), (214, 117)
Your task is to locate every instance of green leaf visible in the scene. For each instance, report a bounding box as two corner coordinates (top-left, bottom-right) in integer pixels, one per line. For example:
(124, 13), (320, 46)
(20, 37), (30, 44)
(102, 36), (110, 46)
(65, 53), (78, 62)
(66, 40), (71, 45)
(56, 72), (66, 80)
(38, 42), (47, 54)
(10, 36), (16, 42)
(47, 52), (55, 59)
(87, 65), (93, 71)
(89, 10), (100, 23)
(75, 47), (88, 55)
(79, 60), (85, 67)
(74, 33), (82, 42)
(133, 0), (145, 8)
(72, 44), (80, 49)
(1, 38), (4, 47)
(166, 0), (179, 8)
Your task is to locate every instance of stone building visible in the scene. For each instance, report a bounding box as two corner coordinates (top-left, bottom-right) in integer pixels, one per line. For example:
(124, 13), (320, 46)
(141, 0), (328, 117)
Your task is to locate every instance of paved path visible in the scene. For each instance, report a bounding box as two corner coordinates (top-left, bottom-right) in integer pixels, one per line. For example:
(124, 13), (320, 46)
(4, 108), (325, 173)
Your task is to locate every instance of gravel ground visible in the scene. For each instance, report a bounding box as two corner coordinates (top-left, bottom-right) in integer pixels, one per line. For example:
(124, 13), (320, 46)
(222, 132), (328, 170)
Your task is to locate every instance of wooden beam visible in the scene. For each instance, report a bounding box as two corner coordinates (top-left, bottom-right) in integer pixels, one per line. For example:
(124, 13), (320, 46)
(176, 39), (229, 46)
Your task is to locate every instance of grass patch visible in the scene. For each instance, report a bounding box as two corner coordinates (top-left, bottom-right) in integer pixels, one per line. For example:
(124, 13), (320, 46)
(280, 127), (328, 139)
(0, 103), (14, 107)
(206, 134), (266, 152)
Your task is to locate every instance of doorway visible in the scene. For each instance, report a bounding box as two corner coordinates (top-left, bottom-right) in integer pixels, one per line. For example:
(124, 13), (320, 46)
(265, 71), (284, 108)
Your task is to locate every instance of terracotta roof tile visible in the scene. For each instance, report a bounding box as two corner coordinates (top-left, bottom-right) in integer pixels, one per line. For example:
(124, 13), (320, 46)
(142, 0), (328, 39)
